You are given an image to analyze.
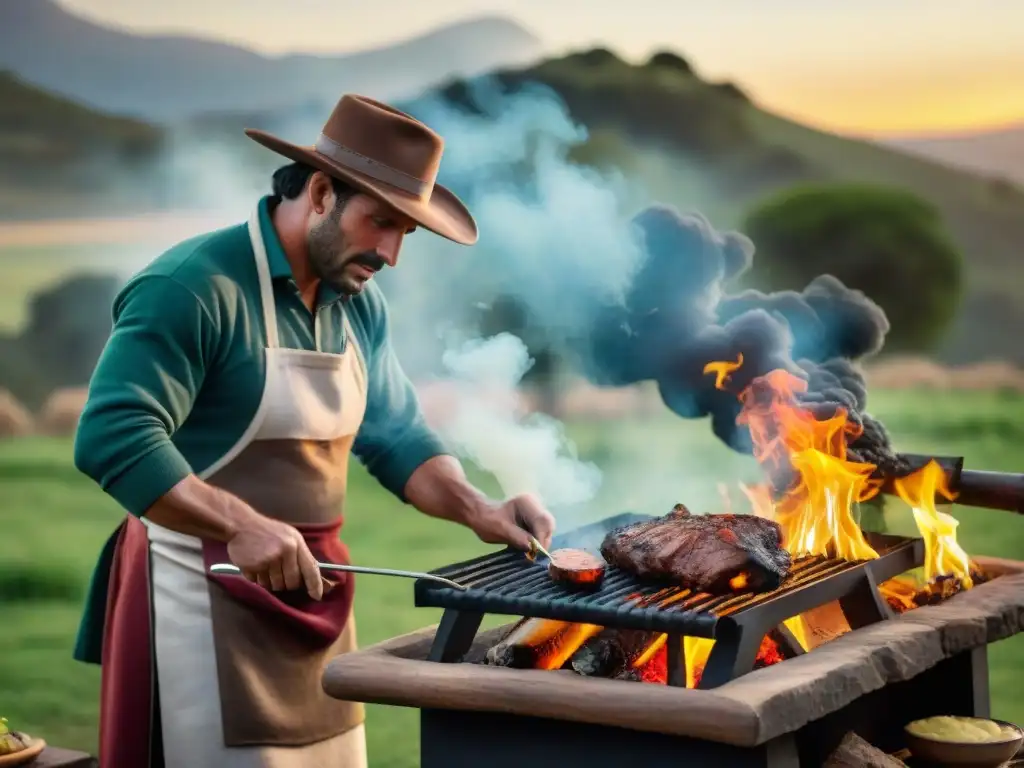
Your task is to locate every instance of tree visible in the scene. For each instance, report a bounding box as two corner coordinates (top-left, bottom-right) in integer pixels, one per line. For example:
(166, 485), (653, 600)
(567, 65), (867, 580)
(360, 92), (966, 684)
(20, 272), (122, 388)
(740, 184), (964, 353)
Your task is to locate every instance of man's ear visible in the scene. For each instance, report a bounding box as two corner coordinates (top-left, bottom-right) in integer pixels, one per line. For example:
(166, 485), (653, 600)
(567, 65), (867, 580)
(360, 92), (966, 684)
(306, 171), (335, 215)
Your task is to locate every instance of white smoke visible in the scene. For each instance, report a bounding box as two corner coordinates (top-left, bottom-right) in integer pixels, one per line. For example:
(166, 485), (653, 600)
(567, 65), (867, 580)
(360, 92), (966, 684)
(376, 79), (650, 375)
(144, 77), (747, 527)
(436, 333), (602, 513)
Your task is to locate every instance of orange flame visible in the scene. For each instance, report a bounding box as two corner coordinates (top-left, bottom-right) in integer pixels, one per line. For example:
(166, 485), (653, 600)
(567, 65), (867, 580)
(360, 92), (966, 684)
(704, 362), (880, 561)
(892, 459), (973, 588)
(705, 353), (744, 390)
(703, 358), (975, 589)
(631, 630), (793, 688)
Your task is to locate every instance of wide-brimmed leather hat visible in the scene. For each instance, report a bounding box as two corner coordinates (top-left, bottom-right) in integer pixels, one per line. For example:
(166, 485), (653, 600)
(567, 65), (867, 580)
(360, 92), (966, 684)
(245, 94), (478, 245)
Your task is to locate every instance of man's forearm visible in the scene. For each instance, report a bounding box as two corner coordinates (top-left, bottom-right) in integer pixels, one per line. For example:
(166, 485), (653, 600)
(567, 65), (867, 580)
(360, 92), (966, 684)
(143, 474), (259, 541)
(402, 455), (490, 530)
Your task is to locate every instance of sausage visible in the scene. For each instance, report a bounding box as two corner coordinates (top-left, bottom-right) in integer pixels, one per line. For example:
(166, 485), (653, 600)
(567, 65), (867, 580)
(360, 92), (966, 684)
(547, 548), (607, 589)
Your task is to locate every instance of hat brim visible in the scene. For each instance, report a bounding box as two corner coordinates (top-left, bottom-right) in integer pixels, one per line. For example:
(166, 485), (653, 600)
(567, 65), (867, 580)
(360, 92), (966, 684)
(244, 128), (478, 246)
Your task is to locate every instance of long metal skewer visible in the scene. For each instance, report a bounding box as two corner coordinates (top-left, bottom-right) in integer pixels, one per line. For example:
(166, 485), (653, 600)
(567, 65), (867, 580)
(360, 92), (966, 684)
(208, 561), (467, 591)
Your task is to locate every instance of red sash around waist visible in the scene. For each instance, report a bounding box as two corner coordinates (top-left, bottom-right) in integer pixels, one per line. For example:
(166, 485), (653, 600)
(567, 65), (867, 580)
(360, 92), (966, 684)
(201, 517), (355, 647)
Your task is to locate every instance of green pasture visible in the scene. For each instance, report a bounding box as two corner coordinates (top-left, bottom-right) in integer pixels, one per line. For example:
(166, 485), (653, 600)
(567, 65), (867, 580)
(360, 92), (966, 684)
(2, 389), (1024, 766)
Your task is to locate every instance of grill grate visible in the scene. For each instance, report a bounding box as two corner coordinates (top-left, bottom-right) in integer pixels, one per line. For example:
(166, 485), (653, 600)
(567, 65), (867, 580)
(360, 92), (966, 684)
(414, 512), (925, 688)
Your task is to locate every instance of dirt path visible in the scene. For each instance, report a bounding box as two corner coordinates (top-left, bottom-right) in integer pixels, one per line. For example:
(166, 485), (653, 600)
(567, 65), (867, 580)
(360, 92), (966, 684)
(0, 211), (239, 248)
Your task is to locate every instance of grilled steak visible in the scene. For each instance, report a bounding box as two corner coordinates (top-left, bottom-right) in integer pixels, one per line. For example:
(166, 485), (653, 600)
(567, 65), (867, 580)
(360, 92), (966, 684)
(599, 504), (792, 593)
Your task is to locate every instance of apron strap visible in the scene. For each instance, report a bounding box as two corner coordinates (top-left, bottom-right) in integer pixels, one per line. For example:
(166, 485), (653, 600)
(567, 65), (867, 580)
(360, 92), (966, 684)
(248, 206), (280, 350)
(340, 308), (367, 384)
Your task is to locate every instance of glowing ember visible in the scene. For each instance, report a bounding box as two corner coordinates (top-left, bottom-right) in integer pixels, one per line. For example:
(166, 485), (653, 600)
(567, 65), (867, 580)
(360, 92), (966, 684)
(729, 572), (750, 591)
(534, 623), (604, 670)
(630, 633), (787, 687)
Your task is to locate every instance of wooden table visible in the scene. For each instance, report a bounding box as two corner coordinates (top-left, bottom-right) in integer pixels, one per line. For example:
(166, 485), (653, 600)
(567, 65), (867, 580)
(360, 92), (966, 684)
(24, 746), (97, 767)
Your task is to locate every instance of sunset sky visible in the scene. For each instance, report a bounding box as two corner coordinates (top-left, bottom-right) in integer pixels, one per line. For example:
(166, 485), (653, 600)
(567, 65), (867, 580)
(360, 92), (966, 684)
(61, 0), (1024, 137)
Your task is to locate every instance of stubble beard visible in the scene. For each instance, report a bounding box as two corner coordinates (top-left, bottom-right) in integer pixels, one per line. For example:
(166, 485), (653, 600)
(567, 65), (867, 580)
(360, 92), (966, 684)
(307, 205), (360, 295)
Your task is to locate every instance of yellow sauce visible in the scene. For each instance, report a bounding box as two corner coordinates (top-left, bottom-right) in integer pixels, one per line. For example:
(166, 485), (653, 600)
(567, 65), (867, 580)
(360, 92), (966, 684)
(907, 716), (1018, 743)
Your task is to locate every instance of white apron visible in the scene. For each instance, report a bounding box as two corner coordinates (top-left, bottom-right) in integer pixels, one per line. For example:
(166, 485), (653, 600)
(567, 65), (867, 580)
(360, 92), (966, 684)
(145, 205), (369, 767)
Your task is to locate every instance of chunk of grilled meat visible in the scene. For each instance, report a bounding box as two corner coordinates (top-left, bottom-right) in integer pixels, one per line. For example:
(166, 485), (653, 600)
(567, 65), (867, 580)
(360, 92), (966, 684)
(599, 504), (792, 593)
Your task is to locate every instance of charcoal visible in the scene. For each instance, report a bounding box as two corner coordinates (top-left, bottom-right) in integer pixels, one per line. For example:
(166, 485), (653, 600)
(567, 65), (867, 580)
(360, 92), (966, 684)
(568, 629), (663, 678)
(613, 667), (643, 682)
(846, 413), (911, 478)
(485, 644), (536, 669)
(569, 632), (626, 677)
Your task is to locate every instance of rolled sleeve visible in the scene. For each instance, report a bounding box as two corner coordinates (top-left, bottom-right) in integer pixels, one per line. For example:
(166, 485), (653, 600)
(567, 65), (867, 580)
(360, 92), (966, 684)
(73, 274), (215, 516)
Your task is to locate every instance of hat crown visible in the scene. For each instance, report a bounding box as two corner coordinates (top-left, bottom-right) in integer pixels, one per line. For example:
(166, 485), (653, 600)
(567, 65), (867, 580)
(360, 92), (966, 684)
(318, 95), (443, 197)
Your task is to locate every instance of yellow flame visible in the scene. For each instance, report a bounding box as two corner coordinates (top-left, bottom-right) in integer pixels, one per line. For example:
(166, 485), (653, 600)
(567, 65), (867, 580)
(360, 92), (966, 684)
(708, 365), (880, 561)
(776, 449), (879, 560)
(703, 353), (744, 390)
(892, 460), (973, 588)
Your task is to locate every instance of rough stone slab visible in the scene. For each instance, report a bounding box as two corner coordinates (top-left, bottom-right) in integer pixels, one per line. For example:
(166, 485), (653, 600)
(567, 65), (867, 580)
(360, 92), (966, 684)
(323, 569), (1024, 748)
(29, 746), (98, 767)
(323, 624), (762, 745)
(712, 571), (1024, 744)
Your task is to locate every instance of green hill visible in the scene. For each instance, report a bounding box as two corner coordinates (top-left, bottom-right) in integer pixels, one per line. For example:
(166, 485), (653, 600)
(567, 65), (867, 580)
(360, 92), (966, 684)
(425, 49), (1024, 365)
(3, 49), (1024, 365)
(0, 70), (166, 219)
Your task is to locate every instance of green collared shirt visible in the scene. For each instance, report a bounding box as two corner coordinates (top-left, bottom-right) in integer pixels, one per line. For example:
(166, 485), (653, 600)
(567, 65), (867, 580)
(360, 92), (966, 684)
(71, 195), (448, 663)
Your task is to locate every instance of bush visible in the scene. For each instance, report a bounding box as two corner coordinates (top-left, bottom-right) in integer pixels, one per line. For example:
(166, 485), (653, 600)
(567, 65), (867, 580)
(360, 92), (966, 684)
(0, 560), (83, 603)
(21, 272), (121, 388)
(0, 271), (121, 410)
(0, 335), (52, 411)
(740, 184), (964, 353)
(38, 387), (88, 436)
(0, 389), (33, 438)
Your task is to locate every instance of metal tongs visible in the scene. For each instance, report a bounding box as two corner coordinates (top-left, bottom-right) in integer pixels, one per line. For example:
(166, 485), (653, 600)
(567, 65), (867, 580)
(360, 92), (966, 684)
(525, 536), (554, 563)
(208, 561), (467, 591)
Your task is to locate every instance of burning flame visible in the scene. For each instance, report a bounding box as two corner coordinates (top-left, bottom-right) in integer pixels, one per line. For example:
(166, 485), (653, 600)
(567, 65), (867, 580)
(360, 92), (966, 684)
(703, 356), (974, 589)
(892, 459), (973, 589)
(534, 623), (604, 670)
(630, 623), (798, 688)
(706, 357), (879, 560)
(497, 359), (980, 687)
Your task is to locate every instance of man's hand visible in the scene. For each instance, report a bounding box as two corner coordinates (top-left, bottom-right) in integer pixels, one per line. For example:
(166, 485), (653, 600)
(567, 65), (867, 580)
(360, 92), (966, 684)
(403, 456), (557, 551)
(469, 493), (557, 552)
(143, 475), (326, 600)
(226, 516), (325, 600)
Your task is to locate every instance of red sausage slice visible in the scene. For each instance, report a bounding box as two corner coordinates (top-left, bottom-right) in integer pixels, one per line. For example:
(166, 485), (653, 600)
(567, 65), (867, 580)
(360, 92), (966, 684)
(547, 548), (607, 589)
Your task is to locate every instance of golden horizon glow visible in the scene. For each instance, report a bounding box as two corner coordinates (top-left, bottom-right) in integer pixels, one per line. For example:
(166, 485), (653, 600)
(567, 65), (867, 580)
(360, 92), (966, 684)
(54, 0), (1024, 137)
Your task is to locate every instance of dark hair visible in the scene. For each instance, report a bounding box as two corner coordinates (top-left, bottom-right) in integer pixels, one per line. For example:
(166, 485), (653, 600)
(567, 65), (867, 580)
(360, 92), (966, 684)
(270, 162), (355, 206)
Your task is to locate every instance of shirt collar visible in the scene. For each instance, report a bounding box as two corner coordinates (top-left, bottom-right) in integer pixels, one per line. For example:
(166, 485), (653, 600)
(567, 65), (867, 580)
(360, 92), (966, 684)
(257, 195), (293, 280)
(256, 195), (344, 305)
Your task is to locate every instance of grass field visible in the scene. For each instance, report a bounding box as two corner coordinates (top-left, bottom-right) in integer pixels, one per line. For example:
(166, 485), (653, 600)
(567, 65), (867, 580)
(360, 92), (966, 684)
(3, 389), (1024, 766)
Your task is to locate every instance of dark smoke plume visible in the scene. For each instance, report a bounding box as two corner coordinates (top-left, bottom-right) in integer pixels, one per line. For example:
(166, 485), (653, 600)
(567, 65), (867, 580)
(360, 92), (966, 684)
(574, 204), (908, 477)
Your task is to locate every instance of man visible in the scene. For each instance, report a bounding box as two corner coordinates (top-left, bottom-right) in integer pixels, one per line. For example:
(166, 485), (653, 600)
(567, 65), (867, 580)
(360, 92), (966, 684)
(72, 94), (556, 768)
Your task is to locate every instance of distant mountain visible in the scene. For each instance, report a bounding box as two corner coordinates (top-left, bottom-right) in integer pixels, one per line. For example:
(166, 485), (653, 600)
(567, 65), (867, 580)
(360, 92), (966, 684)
(883, 124), (1024, 186)
(0, 71), (168, 219)
(5, 46), (1024, 367)
(0, 0), (544, 122)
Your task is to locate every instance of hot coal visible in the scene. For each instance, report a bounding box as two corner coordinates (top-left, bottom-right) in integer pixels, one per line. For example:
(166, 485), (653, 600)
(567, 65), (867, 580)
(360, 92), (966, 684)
(568, 628), (662, 678)
(568, 633), (624, 677)
(599, 503), (792, 593)
(576, 204), (898, 467)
